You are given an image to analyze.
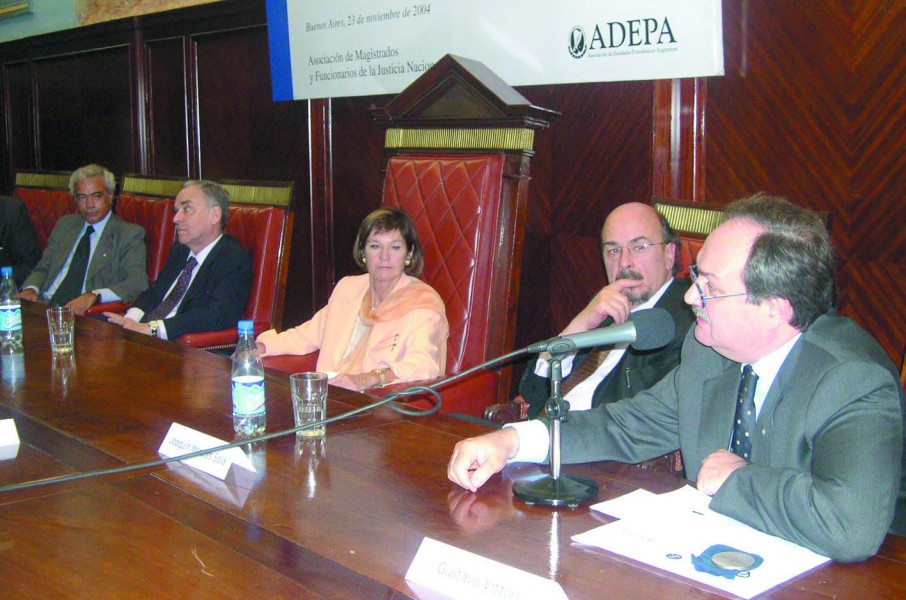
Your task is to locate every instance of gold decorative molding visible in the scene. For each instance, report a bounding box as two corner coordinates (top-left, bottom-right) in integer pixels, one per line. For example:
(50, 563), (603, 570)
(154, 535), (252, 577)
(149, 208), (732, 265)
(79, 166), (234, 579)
(654, 202), (726, 235)
(14, 171), (70, 189)
(75, 0), (221, 26)
(0, 1), (31, 19)
(220, 183), (293, 207)
(122, 176), (185, 197)
(384, 128), (535, 151)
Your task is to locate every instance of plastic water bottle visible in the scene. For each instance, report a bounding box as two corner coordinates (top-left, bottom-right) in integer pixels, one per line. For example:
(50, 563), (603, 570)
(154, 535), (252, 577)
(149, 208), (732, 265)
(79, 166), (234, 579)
(231, 320), (266, 437)
(0, 266), (23, 350)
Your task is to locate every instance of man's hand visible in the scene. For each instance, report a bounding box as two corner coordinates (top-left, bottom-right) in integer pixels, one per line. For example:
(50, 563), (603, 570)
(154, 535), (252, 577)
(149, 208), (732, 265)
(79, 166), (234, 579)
(104, 312), (152, 336)
(447, 428), (520, 492)
(65, 292), (99, 316)
(561, 279), (641, 335)
(696, 449), (747, 496)
(18, 289), (38, 303)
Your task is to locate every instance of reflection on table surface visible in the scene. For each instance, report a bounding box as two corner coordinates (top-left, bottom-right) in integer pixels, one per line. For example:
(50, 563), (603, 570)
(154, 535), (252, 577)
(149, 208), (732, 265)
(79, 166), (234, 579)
(1, 301), (904, 598)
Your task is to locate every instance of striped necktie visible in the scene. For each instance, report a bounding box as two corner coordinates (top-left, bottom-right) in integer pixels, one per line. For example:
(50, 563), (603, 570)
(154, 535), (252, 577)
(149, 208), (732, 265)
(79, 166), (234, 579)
(142, 257), (198, 322)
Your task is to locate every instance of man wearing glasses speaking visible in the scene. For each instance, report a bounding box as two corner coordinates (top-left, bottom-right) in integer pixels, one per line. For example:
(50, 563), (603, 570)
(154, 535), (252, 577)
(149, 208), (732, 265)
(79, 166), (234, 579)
(449, 194), (905, 563)
(515, 202), (694, 423)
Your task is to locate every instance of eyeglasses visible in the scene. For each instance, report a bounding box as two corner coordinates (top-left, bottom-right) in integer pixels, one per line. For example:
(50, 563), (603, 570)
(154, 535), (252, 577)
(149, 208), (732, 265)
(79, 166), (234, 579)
(602, 242), (666, 260)
(688, 264), (748, 308)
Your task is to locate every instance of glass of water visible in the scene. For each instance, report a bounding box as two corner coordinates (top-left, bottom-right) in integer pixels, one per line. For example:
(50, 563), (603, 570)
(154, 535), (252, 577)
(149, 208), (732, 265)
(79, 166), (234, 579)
(290, 372), (328, 438)
(46, 306), (75, 355)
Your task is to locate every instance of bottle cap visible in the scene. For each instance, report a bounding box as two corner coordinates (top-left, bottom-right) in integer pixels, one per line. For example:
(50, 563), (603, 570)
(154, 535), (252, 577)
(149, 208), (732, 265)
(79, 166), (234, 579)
(1, 267), (11, 276)
(237, 320), (254, 333)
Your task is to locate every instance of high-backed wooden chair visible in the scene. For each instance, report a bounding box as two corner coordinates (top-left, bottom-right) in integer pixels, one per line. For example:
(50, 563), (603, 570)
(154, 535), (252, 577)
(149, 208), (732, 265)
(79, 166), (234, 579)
(177, 179), (294, 351)
(117, 175), (180, 281)
(12, 171), (78, 250)
(263, 55), (558, 417)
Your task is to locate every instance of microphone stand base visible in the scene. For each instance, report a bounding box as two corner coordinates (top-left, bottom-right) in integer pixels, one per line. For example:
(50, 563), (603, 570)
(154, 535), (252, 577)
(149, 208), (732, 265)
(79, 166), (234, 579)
(513, 474), (599, 508)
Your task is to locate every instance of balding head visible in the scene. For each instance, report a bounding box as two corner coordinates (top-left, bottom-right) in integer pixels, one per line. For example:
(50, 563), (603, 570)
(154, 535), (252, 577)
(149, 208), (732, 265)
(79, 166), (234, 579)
(601, 202), (677, 306)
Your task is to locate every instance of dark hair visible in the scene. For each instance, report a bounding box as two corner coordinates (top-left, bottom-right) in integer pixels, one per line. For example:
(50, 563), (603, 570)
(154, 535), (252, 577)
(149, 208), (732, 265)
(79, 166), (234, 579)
(352, 207), (424, 276)
(70, 164), (116, 196)
(183, 180), (230, 229)
(657, 211), (682, 276)
(725, 193), (835, 328)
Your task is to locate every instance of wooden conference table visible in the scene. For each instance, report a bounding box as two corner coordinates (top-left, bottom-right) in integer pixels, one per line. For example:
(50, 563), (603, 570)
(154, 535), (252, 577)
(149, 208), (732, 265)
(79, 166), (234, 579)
(1, 302), (904, 598)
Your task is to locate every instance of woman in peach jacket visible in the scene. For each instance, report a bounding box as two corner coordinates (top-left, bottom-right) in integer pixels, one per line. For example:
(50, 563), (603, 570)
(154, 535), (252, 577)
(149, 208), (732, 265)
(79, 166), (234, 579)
(257, 207), (448, 391)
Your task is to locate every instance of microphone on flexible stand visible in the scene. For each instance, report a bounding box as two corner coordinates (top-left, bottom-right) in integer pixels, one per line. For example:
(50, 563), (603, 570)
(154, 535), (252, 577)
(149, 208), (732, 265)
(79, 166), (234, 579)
(513, 307), (675, 508)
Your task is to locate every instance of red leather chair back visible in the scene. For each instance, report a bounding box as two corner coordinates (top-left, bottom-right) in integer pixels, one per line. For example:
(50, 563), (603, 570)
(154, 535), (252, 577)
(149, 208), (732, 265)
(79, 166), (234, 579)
(13, 171), (78, 250)
(226, 203), (289, 327)
(116, 194), (175, 281)
(382, 154), (505, 374)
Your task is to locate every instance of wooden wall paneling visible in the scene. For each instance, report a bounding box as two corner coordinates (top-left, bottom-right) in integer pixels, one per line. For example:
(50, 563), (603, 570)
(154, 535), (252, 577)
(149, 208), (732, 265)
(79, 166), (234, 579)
(193, 25), (274, 179)
(704, 2), (852, 212)
(514, 81), (653, 342)
(302, 98), (334, 324)
(845, 0), (906, 366)
(700, 0), (904, 364)
(329, 95), (391, 282)
(651, 77), (707, 201)
(1, 61), (35, 192)
(144, 37), (190, 177)
(33, 45), (137, 175)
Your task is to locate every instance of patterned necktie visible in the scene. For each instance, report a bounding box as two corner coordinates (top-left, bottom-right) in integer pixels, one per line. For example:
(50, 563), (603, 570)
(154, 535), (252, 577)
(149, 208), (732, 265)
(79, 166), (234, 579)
(142, 257), (198, 322)
(50, 225), (94, 306)
(730, 364), (759, 460)
(560, 347), (612, 397)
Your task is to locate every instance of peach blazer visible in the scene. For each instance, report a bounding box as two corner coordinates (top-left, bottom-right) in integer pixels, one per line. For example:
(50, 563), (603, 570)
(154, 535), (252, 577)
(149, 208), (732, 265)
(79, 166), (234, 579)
(257, 274), (448, 382)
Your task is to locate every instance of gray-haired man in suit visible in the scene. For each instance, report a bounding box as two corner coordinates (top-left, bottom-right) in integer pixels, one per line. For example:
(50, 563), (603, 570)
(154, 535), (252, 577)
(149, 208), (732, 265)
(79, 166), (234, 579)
(19, 164), (147, 315)
(448, 194), (905, 563)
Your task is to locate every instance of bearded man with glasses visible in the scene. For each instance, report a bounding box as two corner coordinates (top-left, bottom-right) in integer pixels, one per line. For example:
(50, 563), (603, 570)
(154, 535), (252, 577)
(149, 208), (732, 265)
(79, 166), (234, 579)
(516, 202), (695, 420)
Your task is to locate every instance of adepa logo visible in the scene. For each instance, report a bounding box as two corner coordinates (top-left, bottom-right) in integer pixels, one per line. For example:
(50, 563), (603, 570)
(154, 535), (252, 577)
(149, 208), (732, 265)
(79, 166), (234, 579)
(568, 26), (587, 58)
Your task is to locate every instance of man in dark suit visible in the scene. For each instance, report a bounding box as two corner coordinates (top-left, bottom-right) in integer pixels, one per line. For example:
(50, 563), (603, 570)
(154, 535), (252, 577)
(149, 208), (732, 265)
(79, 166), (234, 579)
(104, 180), (252, 340)
(19, 165), (147, 315)
(517, 202), (694, 419)
(448, 195), (905, 563)
(0, 194), (41, 284)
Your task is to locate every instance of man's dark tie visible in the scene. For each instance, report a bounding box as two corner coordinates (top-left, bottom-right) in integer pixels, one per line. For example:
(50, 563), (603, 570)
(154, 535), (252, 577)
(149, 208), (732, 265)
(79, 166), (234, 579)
(50, 225), (94, 306)
(730, 364), (759, 460)
(560, 347), (612, 397)
(142, 257), (198, 322)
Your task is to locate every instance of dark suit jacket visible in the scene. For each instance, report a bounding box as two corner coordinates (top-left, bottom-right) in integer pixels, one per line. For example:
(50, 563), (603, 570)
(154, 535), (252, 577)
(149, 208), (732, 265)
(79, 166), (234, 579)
(22, 213), (147, 302)
(558, 313), (905, 562)
(0, 195), (41, 284)
(519, 278), (694, 418)
(133, 236), (252, 339)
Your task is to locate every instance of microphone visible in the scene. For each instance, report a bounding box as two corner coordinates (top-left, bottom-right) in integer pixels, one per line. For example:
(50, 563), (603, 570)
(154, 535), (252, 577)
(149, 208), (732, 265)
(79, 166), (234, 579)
(526, 308), (675, 356)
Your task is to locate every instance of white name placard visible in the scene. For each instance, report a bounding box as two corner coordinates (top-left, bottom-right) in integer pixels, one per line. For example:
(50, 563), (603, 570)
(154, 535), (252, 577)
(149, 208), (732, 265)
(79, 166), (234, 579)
(0, 418), (20, 460)
(158, 423), (257, 481)
(268, 0), (724, 100)
(405, 537), (567, 600)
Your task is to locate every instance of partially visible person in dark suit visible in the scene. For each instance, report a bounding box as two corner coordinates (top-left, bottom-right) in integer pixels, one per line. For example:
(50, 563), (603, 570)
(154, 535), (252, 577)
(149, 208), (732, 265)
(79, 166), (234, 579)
(104, 180), (252, 341)
(517, 202), (694, 420)
(19, 164), (147, 315)
(0, 195), (41, 284)
(449, 194), (905, 563)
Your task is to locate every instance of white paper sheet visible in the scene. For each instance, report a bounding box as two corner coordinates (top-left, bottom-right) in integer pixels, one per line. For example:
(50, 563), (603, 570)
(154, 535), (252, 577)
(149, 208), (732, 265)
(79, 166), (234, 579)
(574, 485), (830, 599)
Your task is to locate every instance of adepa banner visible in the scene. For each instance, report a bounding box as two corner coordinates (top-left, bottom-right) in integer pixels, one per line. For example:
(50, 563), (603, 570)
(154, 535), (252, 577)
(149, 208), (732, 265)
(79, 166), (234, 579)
(267, 0), (723, 101)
